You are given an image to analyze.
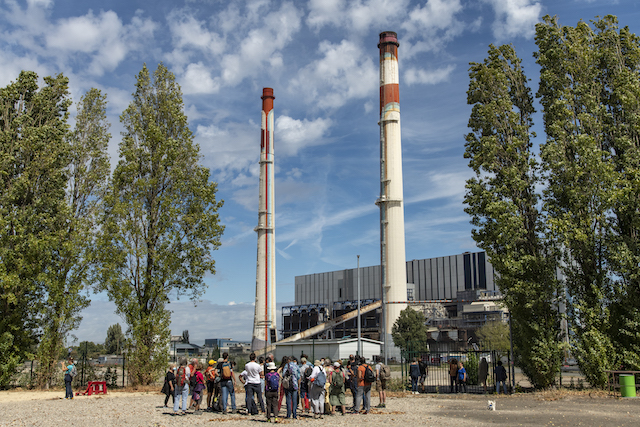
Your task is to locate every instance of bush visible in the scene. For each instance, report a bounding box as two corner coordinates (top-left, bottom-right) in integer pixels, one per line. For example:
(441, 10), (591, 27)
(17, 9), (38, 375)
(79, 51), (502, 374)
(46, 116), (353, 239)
(466, 352), (479, 386)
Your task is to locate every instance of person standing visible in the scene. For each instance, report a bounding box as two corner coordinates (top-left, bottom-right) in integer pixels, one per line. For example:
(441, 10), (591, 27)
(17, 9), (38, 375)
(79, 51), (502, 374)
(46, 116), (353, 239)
(283, 356), (301, 419)
(355, 357), (373, 414)
(204, 360), (217, 410)
(495, 360), (508, 394)
(419, 357), (428, 392)
(299, 357), (313, 413)
(244, 352), (264, 415)
(409, 358), (421, 394)
(308, 360), (327, 419)
(478, 357), (489, 393)
(457, 361), (467, 393)
(448, 358), (459, 393)
(162, 365), (176, 407)
(347, 355), (358, 410)
(218, 352), (236, 414)
(174, 358), (191, 415)
(328, 361), (346, 415)
(192, 364), (206, 412)
(61, 358), (75, 399)
(375, 360), (389, 408)
(264, 362), (280, 422)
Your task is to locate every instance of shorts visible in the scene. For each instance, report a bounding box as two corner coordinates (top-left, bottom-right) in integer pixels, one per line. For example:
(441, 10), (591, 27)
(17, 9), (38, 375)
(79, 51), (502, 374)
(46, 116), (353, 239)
(375, 379), (387, 391)
(207, 381), (214, 394)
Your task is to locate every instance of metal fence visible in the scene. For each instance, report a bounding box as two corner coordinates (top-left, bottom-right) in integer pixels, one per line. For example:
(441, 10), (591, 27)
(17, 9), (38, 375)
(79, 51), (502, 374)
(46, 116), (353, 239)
(400, 347), (511, 394)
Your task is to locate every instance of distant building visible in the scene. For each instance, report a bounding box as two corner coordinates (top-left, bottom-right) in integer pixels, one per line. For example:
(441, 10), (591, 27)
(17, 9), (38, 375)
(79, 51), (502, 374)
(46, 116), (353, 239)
(274, 338), (382, 363)
(284, 251), (501, 351)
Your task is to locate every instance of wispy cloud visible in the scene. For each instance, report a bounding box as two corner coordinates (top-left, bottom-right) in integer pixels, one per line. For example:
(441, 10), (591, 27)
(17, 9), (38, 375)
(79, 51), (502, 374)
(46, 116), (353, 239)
(483, 0), (542, 40)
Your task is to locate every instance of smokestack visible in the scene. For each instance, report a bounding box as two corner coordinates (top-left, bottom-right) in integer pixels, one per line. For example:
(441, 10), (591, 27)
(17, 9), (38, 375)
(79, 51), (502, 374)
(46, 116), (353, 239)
(377, 31), (407, 361)
(252, 88), (277, 351)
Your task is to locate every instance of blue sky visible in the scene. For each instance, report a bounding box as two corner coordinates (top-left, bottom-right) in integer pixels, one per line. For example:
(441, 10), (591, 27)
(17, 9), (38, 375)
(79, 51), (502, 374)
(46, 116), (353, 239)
(2, 0), (638, 345)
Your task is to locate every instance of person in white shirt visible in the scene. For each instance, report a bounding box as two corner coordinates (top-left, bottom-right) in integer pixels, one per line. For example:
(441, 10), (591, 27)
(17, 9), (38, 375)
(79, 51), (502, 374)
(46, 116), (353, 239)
(244, 352), (264, 414)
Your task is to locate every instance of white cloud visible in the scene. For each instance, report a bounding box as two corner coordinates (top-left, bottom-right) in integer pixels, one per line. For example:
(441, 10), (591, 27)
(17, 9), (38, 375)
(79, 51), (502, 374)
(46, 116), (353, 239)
(27, 0), (53, 7)
(195, 122), (258, 180)
(307, 0), (410, 33)
(401, 0), (465, 57)
(181, 62), (221, 94)
(275, 115), (333, 156)
(291, 39), (377, 109)
(483, 0), (542, 40)
(404, 64), (456, 85)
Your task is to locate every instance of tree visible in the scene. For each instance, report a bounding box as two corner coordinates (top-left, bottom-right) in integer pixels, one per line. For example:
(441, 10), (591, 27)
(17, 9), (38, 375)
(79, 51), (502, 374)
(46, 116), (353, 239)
(0, 71), (71, 388)
(105, 323), (125, 355)
(181, 330), (189, 344)
(97, 63), (224, 386)
(464, 44), (563, 389)
(475, 320), (510, 355)
(36, 88), (111, 388)
(391, 307), (428, 352)
(535, 15), (640, 386)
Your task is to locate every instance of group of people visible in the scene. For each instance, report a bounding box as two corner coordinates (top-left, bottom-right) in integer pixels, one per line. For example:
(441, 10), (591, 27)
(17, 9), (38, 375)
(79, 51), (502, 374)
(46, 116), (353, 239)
(162, 352), (391, 420)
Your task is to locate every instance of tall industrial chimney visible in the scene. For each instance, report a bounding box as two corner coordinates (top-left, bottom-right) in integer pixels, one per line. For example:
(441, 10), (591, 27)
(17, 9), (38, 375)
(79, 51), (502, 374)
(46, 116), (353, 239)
(377, 32), (408, 360)
(252, 88), (277, 351)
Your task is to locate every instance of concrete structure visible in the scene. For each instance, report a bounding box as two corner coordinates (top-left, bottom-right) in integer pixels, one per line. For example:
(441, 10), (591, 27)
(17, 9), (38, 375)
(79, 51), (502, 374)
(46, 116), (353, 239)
(274, 338), (382, 363)
(252, 88), (277, 351)
(376, 31), (407, 360)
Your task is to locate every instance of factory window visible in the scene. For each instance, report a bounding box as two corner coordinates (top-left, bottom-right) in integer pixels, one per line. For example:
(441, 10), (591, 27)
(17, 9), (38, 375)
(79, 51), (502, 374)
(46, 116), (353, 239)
(339, 288), (342, 298)
(407, 288), (414, 301)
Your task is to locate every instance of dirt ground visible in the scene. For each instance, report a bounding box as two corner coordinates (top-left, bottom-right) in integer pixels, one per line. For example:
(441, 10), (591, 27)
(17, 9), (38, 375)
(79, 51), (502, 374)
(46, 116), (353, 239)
(1, 388), (639, 427)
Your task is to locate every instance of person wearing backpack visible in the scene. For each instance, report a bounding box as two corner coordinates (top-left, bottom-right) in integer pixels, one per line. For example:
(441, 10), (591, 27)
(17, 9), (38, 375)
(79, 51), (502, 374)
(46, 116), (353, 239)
(299, 357), (313, 413)
(283, 356), (301, 419)
(328, 361), (346, 415)
(308, 359), (326, 419)
(355, 356), (374, 414)
(218, 352), (236, 414)
(60, 357), (75, 399)
(204, 360), (217, 410)
(174, 358), (191, 415)
(264, 362), (280, 422)
(375, 360), (390, 408)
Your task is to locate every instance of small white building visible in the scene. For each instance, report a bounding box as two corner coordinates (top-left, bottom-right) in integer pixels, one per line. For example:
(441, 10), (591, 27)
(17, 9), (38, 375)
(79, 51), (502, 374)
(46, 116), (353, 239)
(274, 338), (382, 363)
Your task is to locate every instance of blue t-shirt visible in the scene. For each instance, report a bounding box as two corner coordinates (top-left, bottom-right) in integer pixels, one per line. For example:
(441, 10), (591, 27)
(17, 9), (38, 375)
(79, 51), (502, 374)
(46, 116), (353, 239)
(458, 367), (466, 381)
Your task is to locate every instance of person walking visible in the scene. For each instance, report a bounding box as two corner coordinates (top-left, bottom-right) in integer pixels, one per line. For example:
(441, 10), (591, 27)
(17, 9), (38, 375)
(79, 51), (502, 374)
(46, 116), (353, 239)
(162, 365), (176, 407)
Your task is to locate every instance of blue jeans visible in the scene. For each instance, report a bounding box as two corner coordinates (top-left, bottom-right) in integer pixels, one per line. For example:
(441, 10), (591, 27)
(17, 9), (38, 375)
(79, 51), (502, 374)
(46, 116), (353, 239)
(411, 376), (419, 392)
(496, 380), (508, 394)
(220, 379), (236, 412)
(285, 388), (298, 418)
(174, 383), (189, 412)
(64, 375), (73, 399)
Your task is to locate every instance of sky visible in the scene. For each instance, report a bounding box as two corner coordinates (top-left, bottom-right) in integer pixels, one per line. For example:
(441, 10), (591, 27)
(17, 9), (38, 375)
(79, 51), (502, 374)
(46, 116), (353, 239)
(2, 0), (639, 345)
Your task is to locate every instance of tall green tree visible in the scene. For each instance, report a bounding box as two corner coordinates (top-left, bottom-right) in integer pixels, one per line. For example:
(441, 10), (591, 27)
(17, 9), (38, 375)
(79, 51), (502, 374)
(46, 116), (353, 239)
(392, 307), (428, 352)
(105, 323), (125, 355)
(36, 88), (111, 388)
(535, 15), (640, 386)
(464, 44), (563, 389)
(0, 71), (71, 388)
(97, 63), (224, 386)
(475, 320), (510, 355)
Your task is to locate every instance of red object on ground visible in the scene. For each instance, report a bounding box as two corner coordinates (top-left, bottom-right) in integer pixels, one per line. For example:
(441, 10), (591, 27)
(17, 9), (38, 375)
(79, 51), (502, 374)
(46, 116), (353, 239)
(76, 381), (108, 396)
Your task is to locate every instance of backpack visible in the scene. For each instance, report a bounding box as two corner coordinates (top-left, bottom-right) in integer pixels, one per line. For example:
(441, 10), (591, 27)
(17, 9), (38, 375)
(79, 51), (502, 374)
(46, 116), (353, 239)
(190, 372), (198, 388)
(69, 365), (78, 378)
(380, 364), (391, 380)
(364, 365), (376, 383)
(221, 361), (232, 380)
(315, 369), (326, 388)
(265, 371), (279, 392)
(304, 366), (313, 379)
(205, 366), (216, 382)
(282, 369), (293, 390)
(331, 370), (344, 388)
(176, 366), (186, 388)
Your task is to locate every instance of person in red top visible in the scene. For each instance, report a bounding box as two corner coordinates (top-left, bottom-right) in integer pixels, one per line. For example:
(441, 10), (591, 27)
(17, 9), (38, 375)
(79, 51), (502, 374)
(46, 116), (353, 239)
(354, 356), (372, 414)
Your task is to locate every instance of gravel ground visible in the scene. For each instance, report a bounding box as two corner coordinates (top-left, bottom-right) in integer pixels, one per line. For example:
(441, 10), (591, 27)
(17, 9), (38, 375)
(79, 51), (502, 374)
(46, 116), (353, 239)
(1, 390), (639, 427)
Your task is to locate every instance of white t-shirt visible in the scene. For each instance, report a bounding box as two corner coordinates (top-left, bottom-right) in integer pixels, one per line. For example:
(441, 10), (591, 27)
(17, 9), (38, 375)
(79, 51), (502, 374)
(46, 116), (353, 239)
(375, 362), (382, 379)
(244, 361), (262, 385)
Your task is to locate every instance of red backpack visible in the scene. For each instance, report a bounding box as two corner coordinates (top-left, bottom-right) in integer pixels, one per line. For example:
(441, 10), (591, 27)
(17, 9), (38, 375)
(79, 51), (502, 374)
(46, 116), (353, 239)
(176, 366), (186, 388)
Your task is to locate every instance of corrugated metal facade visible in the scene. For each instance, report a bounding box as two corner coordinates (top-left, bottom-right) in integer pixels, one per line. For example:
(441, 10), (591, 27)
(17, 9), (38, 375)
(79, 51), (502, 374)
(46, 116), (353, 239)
(294, 252), (496, 308)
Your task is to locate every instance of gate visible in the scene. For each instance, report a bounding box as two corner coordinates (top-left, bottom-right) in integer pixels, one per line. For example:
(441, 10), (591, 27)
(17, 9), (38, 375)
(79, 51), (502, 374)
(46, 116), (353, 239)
(400, 345), (511, 394)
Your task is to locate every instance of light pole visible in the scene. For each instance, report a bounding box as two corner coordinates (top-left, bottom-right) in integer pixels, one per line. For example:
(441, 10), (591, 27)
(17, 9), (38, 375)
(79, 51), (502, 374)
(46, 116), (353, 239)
(357, 255), (361, 357)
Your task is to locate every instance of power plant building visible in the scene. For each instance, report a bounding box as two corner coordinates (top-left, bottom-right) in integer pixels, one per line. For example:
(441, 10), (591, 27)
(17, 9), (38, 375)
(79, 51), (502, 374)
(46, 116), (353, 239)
(282, 251), (500, 350)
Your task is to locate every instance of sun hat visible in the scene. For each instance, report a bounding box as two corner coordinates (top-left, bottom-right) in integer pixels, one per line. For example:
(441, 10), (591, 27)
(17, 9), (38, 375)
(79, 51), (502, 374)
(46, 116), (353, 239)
(333, 362), (340, 368)
(266, 362), (276, 370)
(314, 360), (321, 366)
(209, 359), (216, 365)
(301, 357), (307, 363)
